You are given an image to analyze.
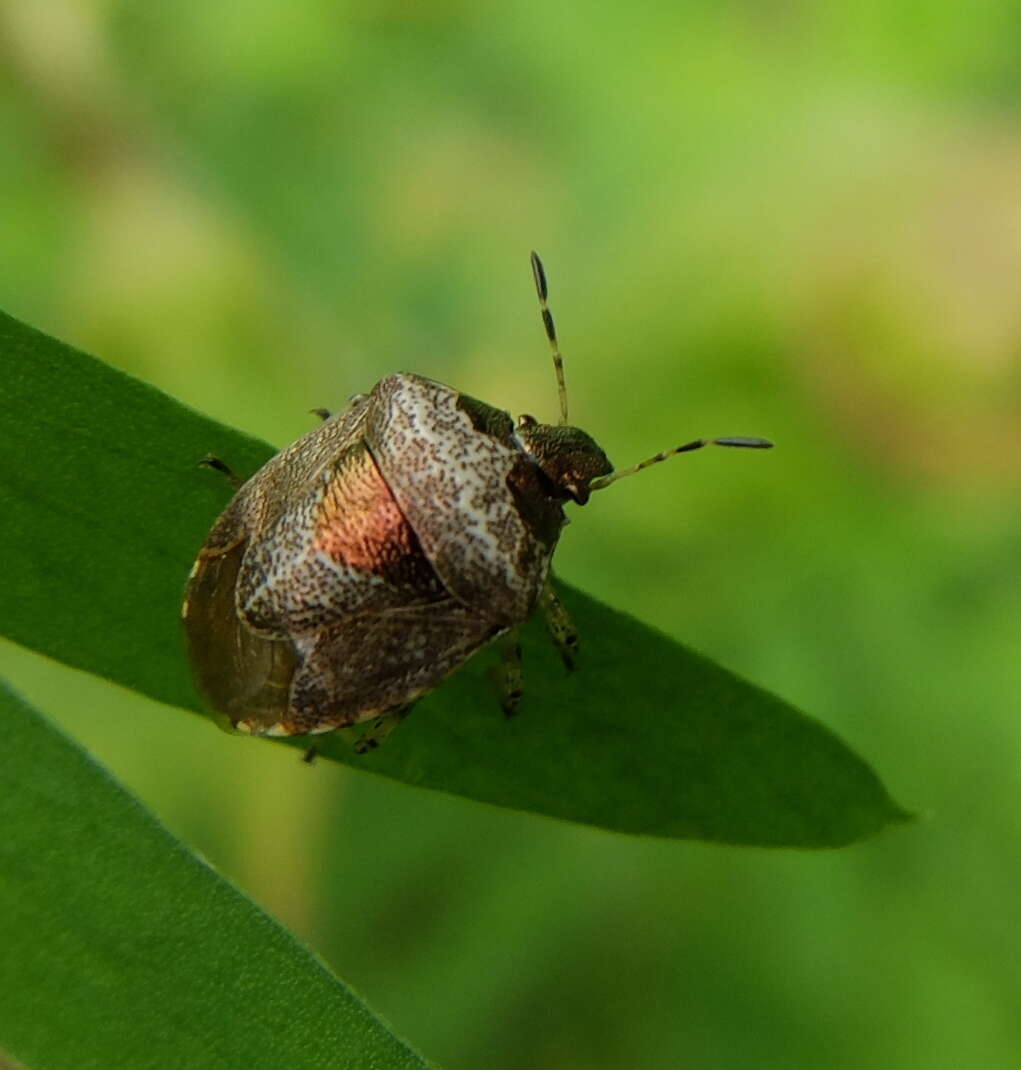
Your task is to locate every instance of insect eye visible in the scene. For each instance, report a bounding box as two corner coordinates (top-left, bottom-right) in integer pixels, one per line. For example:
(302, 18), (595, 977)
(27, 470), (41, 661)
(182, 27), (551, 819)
(518, 414), (537, 428)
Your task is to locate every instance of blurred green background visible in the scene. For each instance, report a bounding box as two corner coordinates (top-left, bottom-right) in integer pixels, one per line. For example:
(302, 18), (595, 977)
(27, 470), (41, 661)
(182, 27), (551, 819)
(3, 2), (1021, 1067)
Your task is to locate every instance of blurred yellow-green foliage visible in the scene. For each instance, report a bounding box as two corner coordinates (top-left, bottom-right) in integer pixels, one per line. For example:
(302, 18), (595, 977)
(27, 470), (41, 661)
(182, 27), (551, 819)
(3, 3), (1021, 1067)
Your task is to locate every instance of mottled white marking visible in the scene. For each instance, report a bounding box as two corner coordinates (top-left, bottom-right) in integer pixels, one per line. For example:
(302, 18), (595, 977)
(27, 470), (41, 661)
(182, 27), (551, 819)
(184, 374), (565, 738)
(263, 722), (292, 737)
(367, 374), (551, 623)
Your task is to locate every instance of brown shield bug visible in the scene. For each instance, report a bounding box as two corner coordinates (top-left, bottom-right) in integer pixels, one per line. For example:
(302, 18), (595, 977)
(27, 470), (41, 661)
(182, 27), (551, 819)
(182, 253), (772, 753)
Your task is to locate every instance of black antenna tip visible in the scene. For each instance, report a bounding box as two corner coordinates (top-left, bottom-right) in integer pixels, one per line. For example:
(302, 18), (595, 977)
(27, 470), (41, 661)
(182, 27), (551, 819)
(530, 251), (548, 300)
(714, 437), (774, 449)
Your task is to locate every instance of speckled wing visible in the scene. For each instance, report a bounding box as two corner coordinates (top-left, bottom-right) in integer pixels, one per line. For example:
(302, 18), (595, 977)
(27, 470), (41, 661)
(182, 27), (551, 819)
(182, 403), (376, 730)
(219, 393), (374, 544)
(186, 392), (441, 735)
(236, 422), (447, 640)
(280, 600), (504, 734)
(364, 374), (553, 624)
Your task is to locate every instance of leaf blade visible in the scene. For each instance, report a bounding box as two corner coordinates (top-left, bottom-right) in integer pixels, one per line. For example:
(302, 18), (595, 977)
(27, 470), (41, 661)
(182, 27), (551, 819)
(0, 310), (910, 847)
(346, 585), (911, 846)
(0, 680), (430, 1070)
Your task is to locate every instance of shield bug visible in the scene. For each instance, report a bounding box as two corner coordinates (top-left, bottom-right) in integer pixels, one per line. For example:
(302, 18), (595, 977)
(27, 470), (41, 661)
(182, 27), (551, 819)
(182, 253), (772, 752)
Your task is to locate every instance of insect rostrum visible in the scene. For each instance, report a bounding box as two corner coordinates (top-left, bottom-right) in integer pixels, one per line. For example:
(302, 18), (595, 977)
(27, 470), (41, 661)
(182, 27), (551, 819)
(182, 254), (772, 753)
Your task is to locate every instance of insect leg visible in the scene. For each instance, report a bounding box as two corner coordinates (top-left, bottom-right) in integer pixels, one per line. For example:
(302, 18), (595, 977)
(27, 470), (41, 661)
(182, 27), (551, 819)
(197, 454), (244, 489)
(492, 629), (524, 717)
(353, 703), (415, 754)
(541, 580), (579, 671)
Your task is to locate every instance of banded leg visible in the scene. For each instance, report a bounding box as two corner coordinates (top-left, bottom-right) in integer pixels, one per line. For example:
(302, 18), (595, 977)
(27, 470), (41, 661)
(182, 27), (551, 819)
(492, 629), (524, 717)
(541, 580), (579, 670)
(354, 703), (414, 754)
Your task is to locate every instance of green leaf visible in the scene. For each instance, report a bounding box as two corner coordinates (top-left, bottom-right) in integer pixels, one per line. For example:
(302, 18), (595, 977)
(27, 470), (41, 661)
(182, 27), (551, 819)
(0, 310), (910, 847)
(0, 681), (429, 1070)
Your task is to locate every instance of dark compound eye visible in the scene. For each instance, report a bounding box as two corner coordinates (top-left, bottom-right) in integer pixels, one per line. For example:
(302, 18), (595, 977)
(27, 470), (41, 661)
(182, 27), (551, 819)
(518, 414), (537, 428)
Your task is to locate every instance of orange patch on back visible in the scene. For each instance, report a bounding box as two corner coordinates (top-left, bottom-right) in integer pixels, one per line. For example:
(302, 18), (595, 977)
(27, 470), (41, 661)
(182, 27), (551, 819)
(315, 446), (417, 572)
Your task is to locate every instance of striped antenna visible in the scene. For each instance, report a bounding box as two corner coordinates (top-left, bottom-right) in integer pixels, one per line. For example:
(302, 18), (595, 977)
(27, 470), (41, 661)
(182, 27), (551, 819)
(589, 436), (773, 492)
(530, 251), (569, 426)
